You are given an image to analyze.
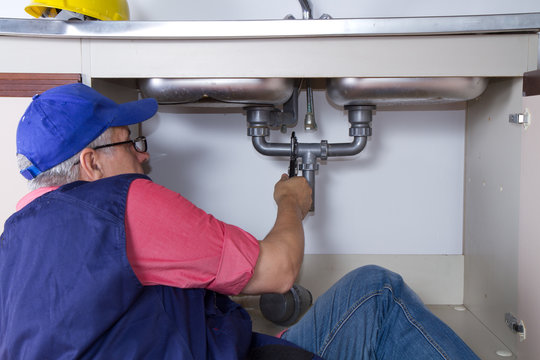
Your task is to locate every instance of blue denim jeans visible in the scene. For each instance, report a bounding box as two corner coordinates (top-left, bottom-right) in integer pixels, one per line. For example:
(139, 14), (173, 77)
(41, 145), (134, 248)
(281, 265), (479, 360)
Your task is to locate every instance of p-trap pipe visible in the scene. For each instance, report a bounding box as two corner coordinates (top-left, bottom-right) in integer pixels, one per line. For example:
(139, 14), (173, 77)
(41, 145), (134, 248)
(246, 105), (374, 210)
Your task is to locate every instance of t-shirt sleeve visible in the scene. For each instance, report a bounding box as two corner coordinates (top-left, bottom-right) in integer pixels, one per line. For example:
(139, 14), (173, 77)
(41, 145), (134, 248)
(125, 178), (260, 295)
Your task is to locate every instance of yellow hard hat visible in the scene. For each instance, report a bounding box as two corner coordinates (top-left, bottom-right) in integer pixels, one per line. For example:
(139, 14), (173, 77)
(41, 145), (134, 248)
(25, 0), (130, 21)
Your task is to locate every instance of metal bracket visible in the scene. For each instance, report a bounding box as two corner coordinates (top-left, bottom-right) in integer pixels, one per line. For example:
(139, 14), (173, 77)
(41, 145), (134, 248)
(509, 110), (531, 128)
(505, 313), (527, 342)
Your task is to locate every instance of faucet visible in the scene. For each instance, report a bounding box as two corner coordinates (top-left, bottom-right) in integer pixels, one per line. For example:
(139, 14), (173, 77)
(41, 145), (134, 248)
(297, 0), (318, 131)
(298, 0), (313, 19)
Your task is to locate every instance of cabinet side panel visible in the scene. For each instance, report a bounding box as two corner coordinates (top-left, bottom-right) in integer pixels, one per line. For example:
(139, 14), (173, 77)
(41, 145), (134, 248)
(517, 95), (540, 359)
(464, 78), (523, 353)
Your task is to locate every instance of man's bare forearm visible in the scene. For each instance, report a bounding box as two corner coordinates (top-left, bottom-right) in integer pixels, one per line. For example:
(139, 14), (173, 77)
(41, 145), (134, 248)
(241, 175), (312, 295)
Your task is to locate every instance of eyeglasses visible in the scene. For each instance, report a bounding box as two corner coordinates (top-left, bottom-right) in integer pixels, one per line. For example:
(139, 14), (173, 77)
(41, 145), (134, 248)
(93, 136), (148, 153)
(73, 136), (147, 166)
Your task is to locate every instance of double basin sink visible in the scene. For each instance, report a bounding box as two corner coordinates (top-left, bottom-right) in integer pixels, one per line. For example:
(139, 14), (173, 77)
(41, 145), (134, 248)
(138, 77), (489, 107)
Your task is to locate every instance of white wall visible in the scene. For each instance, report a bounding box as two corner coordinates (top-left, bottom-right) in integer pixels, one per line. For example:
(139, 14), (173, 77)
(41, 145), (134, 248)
(143, 92), (466, 255)
(130, 0), (540, 20)
(5, 0), (540, 19)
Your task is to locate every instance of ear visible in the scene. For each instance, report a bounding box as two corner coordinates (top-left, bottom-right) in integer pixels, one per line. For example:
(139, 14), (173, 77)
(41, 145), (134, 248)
(78, 148), (104, 181)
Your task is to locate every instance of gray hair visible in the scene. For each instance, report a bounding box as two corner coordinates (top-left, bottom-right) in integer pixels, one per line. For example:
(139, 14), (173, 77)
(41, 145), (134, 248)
(17, 128), (114, 190)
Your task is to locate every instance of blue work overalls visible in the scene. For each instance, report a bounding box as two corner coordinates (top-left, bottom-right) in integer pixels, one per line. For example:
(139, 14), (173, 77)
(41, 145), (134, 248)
(0, 174), (317, 359)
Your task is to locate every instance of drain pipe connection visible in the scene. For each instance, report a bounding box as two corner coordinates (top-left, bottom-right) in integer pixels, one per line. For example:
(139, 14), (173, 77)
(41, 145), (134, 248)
(246, 105), (374, 210)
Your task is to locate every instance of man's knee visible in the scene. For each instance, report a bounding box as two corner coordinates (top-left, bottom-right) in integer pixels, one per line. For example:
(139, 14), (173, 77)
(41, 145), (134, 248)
(340, 265), (406, 292)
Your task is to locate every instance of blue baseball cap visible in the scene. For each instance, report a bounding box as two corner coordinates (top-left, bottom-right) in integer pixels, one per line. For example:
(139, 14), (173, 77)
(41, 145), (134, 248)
(17, 83), (158, 180)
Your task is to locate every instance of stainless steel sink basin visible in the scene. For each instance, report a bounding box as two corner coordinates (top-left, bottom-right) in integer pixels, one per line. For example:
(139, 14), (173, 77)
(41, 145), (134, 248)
(327, 77), (489, 107)
(138, 78), (294, 106)
(139, 77), (488, 108)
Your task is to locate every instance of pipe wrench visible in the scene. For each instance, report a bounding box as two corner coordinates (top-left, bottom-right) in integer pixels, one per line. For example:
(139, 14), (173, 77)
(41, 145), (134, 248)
(288, 132), (298, 178)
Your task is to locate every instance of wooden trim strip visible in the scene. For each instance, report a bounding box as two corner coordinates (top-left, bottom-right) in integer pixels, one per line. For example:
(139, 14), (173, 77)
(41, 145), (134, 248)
(0, 73), (81, 97)
(523, 70), (540, 97)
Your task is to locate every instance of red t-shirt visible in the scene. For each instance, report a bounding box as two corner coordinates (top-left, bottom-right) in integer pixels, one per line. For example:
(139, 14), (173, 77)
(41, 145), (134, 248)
(16, 178), (260, 296)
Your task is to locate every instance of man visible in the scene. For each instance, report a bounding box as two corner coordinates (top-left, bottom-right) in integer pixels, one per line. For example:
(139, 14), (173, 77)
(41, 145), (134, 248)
(0, 83), (479, 359)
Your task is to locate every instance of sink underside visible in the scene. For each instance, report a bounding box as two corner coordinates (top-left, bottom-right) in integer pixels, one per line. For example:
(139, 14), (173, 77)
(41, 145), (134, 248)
(138, 77), (489, 107)
(327, 77), (489, 106)
(138, 78), (294, 106)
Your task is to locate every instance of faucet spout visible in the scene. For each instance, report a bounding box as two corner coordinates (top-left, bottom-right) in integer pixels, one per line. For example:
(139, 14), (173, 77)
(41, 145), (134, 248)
(298, 0), (313, 19)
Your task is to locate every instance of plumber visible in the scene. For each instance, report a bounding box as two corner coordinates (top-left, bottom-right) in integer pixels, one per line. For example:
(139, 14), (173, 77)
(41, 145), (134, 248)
(0, 83), (479, 359)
